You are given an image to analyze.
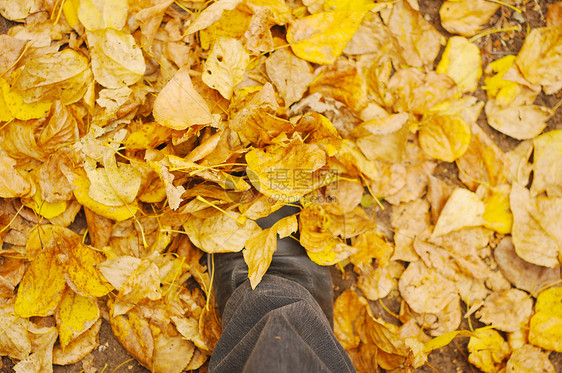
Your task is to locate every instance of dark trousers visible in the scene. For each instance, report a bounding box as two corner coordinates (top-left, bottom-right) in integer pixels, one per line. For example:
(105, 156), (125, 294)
(209, 274), (356, 373)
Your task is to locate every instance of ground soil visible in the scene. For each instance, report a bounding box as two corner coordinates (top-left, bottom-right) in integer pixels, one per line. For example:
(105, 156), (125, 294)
(1, 1), (562, 372)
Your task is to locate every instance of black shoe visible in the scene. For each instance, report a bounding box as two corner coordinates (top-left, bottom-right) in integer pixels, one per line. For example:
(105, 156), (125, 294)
(209, 205), (334, 325)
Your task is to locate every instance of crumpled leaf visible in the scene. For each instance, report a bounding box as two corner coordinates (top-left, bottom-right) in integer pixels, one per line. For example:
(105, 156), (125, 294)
(152, 334), (195, 373)
(243, 215), (297, 288)
(467, 328), (510, 373)
(432, 188), (484, 237)
(110, 307), (154, 369)
(440, 0), (500, 37)
(398, 261), (458, 314)
(202, 37), (249, 100)
(510, 184), (560, 267)
(14, 247), (66, 317)
(387, 0), (443, 67)
(516, 27), (562, 94)
(265, 48), (314, 106)
(13, 324), (58, 373)
(153, 66), (213, 130)
(476, 289), (533, 332)
(419, 115), (471, 162)
(114, 260), (161, 316)
(246, 140), (327, 200)
(98, 255), (142, 291)
(529, 286), (562, 352)
(0, 0), (41, 20)
(436, 36), (481, 93)
(506, 344), (556, 372)
(286, 1), (373, 65)
(87, 29), (145, 89)
(77, 0), (128, 31)
(183, 212), (261, 253)
(12, 49), (92, 105)
(55, 289), (100, 348)
(0, 78), (51, 120)
(0, 302), (31, 360)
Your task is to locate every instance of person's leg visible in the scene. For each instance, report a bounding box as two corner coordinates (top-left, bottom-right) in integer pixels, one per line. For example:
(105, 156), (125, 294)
(209, 274), (355, 373)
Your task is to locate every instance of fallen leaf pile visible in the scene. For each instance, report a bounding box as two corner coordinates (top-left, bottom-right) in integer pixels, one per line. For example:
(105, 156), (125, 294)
(0, 0), (560, 372)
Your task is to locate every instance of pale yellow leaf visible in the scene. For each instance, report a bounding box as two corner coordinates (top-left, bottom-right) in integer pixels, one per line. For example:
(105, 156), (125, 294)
(185, 0), (243, 35)
(78, 0), (128, 31)
(436, 36), (481, 93)
(432, 188), (484, 237)
(55, 289), (100, 348)
(202, 37), (249, 100)
(153, 66), (213, 130)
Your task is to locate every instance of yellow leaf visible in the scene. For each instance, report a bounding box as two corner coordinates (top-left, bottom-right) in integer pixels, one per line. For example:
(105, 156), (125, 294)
(483, 55), (519, 103)
(243, 215), (297, 288)
(110, 308), (154, 369)
(334, 289), (367, 350)
(55, 289), (100, 348)
(432, 188), (484, 237)
(0, 78), (51, 120)
(529, 287), (562, 352)
(77, 0), (128, 31)
(531, 130), (562, 198)
(482, 188), (512, 234)
(424, 330), (474, 354)
(468, 328), (510, 373)
(87, 29), (145, 89)
(419, 115), (471, 162)
(15, 248), (66, 317)
(153, 66), (213, 130)
(125, 122), (174, 150)
(21, 190), (67, 219)
(199, 8), (251, 50)
(185, 0), (243, 35)
(265, 48), (314, 106)
(52, 319), (102, 365)
(12, 49), (92, 105)
(60, 242), (113, 298)
(246, 140), (327, 200)
(0, 151), (34, 198)
(62, 0), (81, 30)
(516, 27), (562, 94)
(440, 0), (500, 37)
(71, 169), (137, 221)
(286, 4), (372, 65)
(183, 212), (261, 253)
(202, 37), (249, 100)
(436, 36), (481, 93)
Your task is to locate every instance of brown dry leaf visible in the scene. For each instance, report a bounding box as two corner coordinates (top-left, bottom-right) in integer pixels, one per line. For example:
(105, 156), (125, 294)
(98, 255), (142, 291)
(439, 0), (500, 37)
(0, 0), (41, 20)
(494, 237), (560, 294)
(152, 334), (195, 373)
(547, 2), (562, 27)
(485, 97), (552, 140)
(0, 151), (34, 198)
(531, 130), (562, 198)
(506, 344), (556, 372)
(476, 289), (534, 332)
(387, 0), (443, 67)
(265, 48), (314, 106)
(356, 262), (403, 301)
(13, 324), (58, 373)
(468, 328), (511, 373)
(510, 184), (560, 267)
(135, 0), (175, 45)
(115, 260), (162, 315)
(0, 301), (31, 361)
(110, 307), (154, 369)
(391, 199), (431, 262)
(398, 261), (458, 314)
(387, 68), (457, 115)
(351, 230), (394, 269)
(516, 27), (562, 94)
